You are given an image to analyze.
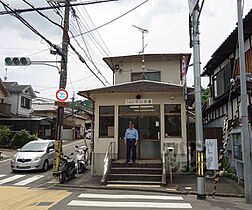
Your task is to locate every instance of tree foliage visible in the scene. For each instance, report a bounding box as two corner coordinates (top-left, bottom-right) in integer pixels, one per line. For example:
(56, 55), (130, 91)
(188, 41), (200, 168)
(0, 125), (12, 146)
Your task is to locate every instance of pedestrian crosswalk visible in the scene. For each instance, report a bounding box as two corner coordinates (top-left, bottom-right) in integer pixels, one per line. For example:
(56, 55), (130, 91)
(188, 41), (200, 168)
(67, 193), (192, 209)
(0, 174), (45, 186)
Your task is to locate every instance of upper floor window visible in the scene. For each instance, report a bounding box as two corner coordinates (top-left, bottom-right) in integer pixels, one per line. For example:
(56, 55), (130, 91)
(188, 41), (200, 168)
(131, 72), (161, 82)
(213, 59), (233, 98)
(21, 96), (31, 109)
(164, 104), (181, 137)
(99, 106), (114, 138)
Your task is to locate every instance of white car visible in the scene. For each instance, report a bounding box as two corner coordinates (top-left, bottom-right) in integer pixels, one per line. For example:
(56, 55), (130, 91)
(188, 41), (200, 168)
(11, 139), (55, 172)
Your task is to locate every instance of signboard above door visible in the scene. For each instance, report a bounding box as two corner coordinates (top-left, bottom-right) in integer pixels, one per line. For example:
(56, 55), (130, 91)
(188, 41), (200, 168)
(125, 99), (152, 105)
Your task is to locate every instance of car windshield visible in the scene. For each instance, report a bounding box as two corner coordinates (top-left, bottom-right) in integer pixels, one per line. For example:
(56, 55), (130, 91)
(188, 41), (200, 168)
(20, 141), (47, 152)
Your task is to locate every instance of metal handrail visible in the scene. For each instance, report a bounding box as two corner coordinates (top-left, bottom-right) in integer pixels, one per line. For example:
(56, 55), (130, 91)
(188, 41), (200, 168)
(101, 142), (115, 184)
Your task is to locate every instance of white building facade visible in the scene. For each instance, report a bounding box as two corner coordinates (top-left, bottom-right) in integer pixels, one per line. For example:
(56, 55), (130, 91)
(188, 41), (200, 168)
(79, 54), (191, 175)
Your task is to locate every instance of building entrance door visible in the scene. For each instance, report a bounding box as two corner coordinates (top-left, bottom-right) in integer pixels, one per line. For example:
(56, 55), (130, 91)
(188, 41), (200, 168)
(118, 105), (160, 160)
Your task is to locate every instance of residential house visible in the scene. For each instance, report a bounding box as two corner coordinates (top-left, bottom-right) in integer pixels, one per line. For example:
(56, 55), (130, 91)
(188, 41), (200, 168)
(0, 78), (11, 117)
(202, 9), (252, 181)
(32, 97), (92, 140)
(0, 81), (41, 134)
(78, 53), (192, 178)
(3, 82), (36, 117)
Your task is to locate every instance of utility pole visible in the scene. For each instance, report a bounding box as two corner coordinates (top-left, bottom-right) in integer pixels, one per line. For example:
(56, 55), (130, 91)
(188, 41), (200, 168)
(53, 0), (70, 176)
(71, 91), (75, 141)
(236, 0), (252, 203)
(189, 0), (206, 199)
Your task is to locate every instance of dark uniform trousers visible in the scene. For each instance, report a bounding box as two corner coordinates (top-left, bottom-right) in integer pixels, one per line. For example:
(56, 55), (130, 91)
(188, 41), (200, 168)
(126, 138), (136, 162)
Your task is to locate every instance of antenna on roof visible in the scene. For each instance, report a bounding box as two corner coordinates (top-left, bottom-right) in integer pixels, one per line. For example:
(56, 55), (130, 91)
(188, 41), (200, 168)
(133, 25), (148, 80)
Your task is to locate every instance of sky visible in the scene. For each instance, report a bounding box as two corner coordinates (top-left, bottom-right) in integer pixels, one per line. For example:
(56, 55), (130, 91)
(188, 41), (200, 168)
(0, 0), (252, 101)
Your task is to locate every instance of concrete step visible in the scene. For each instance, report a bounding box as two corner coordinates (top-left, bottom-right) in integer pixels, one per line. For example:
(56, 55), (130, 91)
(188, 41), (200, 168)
(111, 162), (162, 168)
(110, 167), (162, 174)
(106, 180), (162, 185)
(108, 173), (162, 182)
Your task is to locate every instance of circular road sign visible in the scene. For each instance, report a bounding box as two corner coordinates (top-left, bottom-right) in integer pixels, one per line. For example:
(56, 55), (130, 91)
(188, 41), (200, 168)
(56, 89), (68, 102)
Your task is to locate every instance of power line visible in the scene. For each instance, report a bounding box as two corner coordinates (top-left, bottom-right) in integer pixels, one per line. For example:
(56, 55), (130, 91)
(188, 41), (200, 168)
(71, 0), (149, 38)
(0, 1), (63, 57)
(0, 0), (118, 16)
(7, 0), (109, 86)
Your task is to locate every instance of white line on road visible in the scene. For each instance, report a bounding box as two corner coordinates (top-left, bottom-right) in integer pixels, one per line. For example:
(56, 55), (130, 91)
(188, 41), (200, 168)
(0, 175), (6, 178)
(78, 194), (184, 200)
(0, 175), (25, 185)
(68, 200), (192, 208)
(0, 158), (11, 163)
(13, 175), (44, 186)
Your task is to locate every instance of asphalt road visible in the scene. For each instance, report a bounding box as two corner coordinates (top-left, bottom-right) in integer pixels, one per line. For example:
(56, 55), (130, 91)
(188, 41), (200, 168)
(0, 139), (86, 188)
(49, 188), (252, 210)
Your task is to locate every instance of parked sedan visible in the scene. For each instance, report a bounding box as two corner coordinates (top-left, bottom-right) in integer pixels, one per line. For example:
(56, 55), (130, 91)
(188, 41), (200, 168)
(11, 139), (55, 172)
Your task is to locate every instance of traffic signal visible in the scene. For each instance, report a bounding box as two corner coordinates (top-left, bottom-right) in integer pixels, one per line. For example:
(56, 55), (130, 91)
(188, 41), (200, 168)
(4, 57), (31, 66)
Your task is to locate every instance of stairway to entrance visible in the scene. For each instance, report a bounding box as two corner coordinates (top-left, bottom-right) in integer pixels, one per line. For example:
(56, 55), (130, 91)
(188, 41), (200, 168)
(105, 160), (162, 185)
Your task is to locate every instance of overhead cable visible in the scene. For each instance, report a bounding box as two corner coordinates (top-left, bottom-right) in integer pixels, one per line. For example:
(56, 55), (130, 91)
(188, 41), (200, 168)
(0, 0), (118, 16)
(71, 0), (149, 38)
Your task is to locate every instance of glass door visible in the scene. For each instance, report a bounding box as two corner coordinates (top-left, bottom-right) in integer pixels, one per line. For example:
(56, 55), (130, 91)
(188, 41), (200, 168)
(118, 105), (160, 160)
(138, 115), (160, 159)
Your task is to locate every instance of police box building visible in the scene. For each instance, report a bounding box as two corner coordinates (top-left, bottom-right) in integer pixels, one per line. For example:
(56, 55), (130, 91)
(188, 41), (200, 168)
(78, 53), (192, 184)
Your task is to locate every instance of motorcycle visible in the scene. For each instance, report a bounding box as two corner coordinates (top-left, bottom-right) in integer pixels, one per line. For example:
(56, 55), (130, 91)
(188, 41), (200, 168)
(58, 153), (77, 184)
(75, 145), (89, 174)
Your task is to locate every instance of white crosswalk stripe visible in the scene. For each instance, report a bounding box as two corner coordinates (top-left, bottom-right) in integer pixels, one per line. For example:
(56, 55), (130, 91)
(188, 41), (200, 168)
(13, 175), (44, 186)
(0, 174), (45, 186)
(0, 175), (25, 185)
(68, 193), (192, 209)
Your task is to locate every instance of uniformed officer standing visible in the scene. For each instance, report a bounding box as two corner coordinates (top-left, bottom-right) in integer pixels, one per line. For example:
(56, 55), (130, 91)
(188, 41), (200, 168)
(124, 121), (139, 163)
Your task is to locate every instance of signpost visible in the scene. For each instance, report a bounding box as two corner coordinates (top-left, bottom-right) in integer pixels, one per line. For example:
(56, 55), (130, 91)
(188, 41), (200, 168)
(205, 139), (218, 170)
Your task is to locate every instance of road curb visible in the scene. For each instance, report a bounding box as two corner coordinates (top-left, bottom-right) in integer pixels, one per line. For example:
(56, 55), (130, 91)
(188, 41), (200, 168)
(52, 183), (245, 198)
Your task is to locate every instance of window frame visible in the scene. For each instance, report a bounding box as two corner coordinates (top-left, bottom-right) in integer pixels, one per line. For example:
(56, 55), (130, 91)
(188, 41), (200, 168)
(131, 71), (161, 82)
(164, 104), (182, 138)
(98, 106), (115, 138)
(20, 96), (31, 109)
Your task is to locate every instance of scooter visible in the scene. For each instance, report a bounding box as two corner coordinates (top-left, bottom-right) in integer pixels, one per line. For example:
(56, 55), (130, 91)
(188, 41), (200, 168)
(75, 145), (89, 174)
(58, 153), (77, 184)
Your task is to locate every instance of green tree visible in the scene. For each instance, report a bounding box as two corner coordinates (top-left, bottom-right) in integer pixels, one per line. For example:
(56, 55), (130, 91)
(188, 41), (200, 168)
(11, 129), (36, 148)
(202, 87), (210, 103)
(0, 125), (12, 146)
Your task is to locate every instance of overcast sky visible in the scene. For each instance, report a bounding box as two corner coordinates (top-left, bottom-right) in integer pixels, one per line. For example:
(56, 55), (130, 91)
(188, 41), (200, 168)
(0, 0), (252, 101)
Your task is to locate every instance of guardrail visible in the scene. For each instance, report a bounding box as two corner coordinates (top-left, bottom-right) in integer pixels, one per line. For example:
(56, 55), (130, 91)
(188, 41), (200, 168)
(101, 142), (115, 184)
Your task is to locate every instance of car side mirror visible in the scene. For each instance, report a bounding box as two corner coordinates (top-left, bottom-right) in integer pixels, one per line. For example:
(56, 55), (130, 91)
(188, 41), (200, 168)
(48, 148), (54, 153)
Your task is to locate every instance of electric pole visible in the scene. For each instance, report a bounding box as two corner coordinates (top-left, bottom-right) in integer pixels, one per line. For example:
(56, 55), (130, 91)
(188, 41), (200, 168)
(53, 0), (70, 176)
(189, 0), (206, 199)
(236, 0), (252, 203)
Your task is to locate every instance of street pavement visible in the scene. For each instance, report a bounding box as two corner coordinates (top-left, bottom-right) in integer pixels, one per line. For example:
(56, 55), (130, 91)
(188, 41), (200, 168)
(0, 139), (251, 209)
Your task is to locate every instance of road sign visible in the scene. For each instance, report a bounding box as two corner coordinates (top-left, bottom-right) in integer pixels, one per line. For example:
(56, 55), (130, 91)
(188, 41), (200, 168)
(54, 101), (69, 107)
(188, 0), (199, 15)
(56, 89), (68, 102)
(205, 139), (218, 170)
(53, 140), (62, 176)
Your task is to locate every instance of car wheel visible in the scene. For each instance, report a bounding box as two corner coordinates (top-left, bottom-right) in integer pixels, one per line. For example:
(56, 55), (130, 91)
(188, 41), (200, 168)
(43, 160), (49, 171)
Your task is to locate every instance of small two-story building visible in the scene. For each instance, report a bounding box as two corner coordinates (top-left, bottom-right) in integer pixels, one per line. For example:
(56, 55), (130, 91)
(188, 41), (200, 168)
(78, 53), (192, 176)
